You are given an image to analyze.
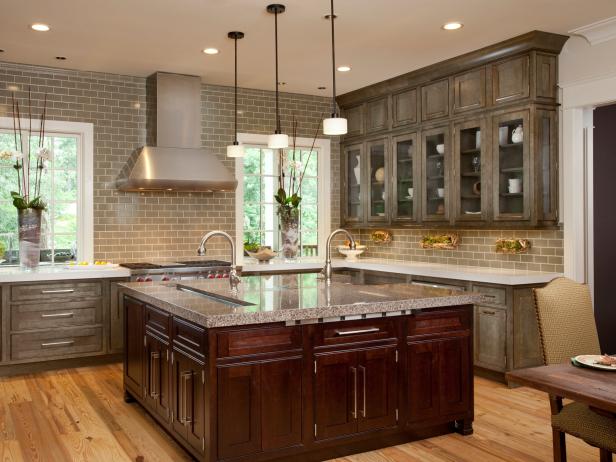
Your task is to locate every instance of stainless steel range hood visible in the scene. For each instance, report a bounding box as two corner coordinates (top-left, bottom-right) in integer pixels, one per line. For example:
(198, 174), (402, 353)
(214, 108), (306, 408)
(117, 72), (237, 192)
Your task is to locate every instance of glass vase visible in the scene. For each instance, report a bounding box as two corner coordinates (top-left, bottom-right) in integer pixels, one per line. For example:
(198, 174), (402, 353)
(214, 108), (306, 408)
(18, 208), (42, 270)
(279, 206), (300, 260)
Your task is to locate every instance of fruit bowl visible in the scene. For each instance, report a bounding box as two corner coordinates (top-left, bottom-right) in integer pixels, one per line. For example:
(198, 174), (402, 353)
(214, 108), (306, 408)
(337, 245), (366, 261)
(246, 247), (278, 262)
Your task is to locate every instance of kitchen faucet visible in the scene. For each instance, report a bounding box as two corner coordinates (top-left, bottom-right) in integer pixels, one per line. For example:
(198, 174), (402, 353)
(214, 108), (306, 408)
(197, 230), (241, 290)
(322, 228), (356, 283)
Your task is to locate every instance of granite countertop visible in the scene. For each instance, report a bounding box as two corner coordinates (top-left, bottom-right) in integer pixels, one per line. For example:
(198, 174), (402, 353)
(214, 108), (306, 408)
(119, 273), (485, 328)
(240, 257), (561, 285)
(0, 265), (131, 283)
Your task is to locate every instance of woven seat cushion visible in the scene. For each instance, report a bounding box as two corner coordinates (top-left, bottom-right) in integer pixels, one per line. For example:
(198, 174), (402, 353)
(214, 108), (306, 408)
(533, 278), (601, 365)
(552, 402), (616, 452)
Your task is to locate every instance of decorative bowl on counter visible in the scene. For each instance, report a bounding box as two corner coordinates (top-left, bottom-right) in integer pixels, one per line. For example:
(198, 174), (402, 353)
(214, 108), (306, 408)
(246, 247), (278, 262)
(338, 245), (366, 261)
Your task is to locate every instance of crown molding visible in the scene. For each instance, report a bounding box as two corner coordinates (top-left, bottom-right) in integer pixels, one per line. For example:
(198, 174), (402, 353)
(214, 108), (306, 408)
(569, 16), (616, 46)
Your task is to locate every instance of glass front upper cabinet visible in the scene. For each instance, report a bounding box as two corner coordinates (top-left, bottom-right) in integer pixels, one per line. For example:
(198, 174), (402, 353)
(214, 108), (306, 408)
(366, 138), (389, 222)
(392, 133), (418, 222)
(492, 110), (530, 221)
(454, 120), (486, 221)
(344, 143), (364, 224)
(421, 126), (450, 221)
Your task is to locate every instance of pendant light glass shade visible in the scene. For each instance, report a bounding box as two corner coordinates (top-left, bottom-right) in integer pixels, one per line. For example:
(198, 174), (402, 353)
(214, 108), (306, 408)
(323, 117), (347, 135)
(268, 133), (289, 149)
(227, 31), (245, 158)
(227, 143), (245, 158)
(323, 0), (347, 136)
(267, 4), (288, 149)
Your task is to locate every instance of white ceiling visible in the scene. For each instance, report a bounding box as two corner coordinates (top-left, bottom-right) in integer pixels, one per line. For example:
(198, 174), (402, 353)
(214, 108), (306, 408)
(2, 0), (616, 96)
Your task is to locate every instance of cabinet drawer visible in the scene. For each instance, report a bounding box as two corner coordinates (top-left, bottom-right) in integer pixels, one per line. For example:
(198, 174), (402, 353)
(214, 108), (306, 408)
(408, 308), (471, 337)
(315, 318), (397, 347)
(10, 327), (103, 361)
(11, 299), (102, 331)
(172, 317), (206, 356)
(472, 284), (507, 307)
(217, 325), (302, 359)
(11, 281), (102, 302)
(145, 305), (170, 338)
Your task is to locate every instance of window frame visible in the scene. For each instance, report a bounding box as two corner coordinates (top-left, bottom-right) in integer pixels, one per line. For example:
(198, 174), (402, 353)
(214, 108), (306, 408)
(235, 133), (331, 264)
(0, 117), (94, 264)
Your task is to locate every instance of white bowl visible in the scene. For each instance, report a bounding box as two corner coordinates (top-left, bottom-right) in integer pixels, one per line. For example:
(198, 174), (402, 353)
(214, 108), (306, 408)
(436, 144), (445, 155)
(338, 245), (366, 261)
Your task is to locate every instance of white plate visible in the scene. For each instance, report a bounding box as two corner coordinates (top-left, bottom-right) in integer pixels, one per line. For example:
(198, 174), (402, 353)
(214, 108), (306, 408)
(64, 263), (119, 270)
(573, 355), (616, 371)
(404, 196), (414, 200)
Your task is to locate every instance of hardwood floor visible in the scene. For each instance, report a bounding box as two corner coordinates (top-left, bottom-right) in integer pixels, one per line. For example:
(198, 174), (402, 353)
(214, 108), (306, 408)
(0, 363), (600, 462)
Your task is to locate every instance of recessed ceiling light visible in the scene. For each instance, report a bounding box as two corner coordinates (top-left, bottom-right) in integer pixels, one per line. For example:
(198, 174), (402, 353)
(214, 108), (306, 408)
(0, 49), (4, 53)
(203, 48), (219, 55)
(31, 23), (50, 32)
(337, 65), (351, 72)
(442, 22), (463, 30)
(55, 56), (66, 60)
(278, 81), (287, 86)
(318, 86), (327, 90)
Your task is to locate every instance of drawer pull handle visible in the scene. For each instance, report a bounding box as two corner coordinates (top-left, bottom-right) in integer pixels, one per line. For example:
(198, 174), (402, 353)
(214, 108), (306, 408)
(150, 351), (160, 399)
(181, 371), (194, 426)
(482, 310), (496, 316)
(483, 294), (497, 299)
(41, 340), (75, 348)
(41, 312), (74, 318)
(335, 327), (380, 336)
(41, 289), (75, 294)
(359, 365), (367, 418)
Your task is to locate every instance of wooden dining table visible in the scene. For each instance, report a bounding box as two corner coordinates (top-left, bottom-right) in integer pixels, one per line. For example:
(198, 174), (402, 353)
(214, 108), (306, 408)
(507, 363), (616, 416)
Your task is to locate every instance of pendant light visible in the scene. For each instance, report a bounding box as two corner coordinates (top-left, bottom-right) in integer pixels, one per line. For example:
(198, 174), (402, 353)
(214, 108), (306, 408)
(323, 0), (347, 135)
(227, 31), (245, 158)
(267, 4), (289, 149)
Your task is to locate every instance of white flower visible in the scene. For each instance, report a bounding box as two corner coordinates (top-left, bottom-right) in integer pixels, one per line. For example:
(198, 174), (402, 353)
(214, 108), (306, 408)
(36, 147), (51, 161)
(12, 150), (23, 160)
(287, 160), (302, 173)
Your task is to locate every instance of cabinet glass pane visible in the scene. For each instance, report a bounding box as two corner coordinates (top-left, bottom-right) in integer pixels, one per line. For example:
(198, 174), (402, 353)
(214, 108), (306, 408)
(346, 147), (362, 220)
(458, 126), (482, 216)
(369, 142), (386, 218)
(394, 137), (414, 219)
(425, 132), (446, 216)
(497, 118), (524, 214)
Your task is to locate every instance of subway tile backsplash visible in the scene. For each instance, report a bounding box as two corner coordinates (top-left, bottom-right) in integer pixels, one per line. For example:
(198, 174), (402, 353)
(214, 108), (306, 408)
(0, 62), (563, 271)
(0, 62), (340, 262)
(354, 228), (563, 273)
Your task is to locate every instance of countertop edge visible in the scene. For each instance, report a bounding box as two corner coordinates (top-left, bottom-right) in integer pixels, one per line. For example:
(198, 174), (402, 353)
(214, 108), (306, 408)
(119, 285), (485, 328)
(0, 267), (131, 283)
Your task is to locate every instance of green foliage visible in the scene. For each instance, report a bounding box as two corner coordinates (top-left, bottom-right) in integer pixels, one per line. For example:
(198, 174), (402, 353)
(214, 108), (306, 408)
(274, 187), (302, 209)
(244, 241), (260, 252)
(0, 240), (5, 258)
(10, 191), (46, 210)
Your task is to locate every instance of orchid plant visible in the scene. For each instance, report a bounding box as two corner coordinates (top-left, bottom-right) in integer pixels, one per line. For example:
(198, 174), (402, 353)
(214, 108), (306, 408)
(0, 89), (49, 211)
(274, 115), (321, 220)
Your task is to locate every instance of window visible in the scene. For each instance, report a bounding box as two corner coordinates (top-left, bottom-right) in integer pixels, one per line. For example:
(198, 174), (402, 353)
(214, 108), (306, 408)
(0, 118), (93, 265)
(235, 134), (330, 263)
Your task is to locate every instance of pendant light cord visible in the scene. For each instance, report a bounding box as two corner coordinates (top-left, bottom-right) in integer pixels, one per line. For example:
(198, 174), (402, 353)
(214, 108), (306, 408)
(330, 0), (337, 117)
(234, 35), (238, 143)
(274, 8), (281, 133)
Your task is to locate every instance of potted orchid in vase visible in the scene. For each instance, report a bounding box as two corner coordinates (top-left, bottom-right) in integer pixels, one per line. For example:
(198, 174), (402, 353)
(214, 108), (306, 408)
(0, 90), (49, 270)
(273, 117), (320, 260)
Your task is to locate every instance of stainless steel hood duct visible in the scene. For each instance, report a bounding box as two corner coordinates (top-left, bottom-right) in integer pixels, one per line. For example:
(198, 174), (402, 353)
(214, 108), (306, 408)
(117, 72), (237, 192)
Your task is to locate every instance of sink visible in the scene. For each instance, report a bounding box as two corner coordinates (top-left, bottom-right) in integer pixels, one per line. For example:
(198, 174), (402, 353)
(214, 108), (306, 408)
(175, 284), (254, 307)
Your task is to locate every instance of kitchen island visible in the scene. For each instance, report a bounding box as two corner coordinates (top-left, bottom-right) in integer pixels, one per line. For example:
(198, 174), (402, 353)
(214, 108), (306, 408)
(119, 273), (485, 462)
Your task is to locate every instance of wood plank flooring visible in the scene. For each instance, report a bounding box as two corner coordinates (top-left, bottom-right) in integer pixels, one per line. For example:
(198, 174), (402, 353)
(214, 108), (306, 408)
(0, 363), (600, 461)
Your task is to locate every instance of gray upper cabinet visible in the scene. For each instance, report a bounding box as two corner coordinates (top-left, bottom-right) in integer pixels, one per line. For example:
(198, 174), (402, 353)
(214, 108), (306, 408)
(534, 52), (558, 101)
(492, 55), (530, 105)
(392, 89), (418, 127)
(421, 79), (449, 121)
(452, 68), (486, 114)
(344, 104), (364, 137)
(337, 32), (566, 229)
(366, 97), (389, 133)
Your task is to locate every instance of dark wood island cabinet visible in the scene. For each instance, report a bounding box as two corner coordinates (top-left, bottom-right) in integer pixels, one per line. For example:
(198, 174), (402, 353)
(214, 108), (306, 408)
(123, 291), (475, 462)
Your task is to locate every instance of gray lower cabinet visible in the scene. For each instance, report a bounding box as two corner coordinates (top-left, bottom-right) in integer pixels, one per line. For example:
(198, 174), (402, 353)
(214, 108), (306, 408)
(474, 305), (507, 371)
(0, 277), (128, 369)
(350, 270), (545, 375)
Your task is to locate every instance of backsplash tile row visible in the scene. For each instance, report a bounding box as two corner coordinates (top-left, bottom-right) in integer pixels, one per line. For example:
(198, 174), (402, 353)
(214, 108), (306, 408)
(354, 228), (564, 273)
(0, 61), (340, 262)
